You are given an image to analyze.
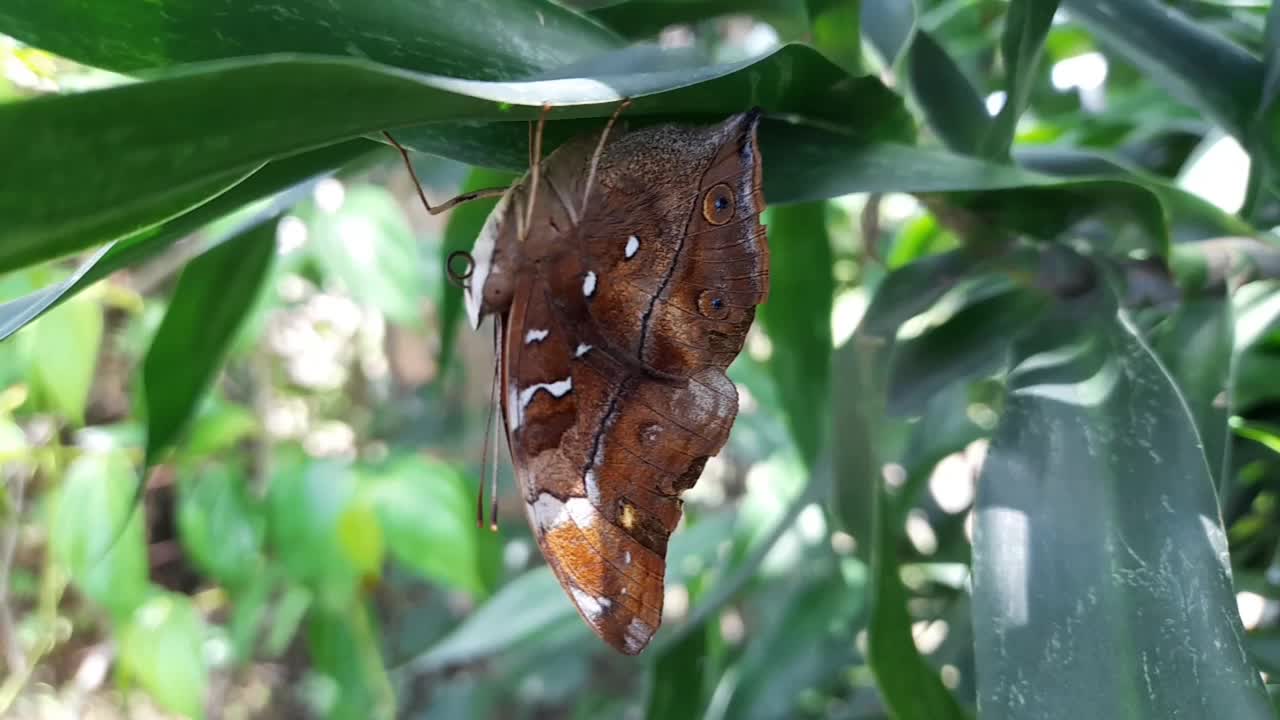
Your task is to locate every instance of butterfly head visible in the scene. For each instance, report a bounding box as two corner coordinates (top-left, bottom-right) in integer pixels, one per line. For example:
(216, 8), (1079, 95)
(465, 188), (518, 330)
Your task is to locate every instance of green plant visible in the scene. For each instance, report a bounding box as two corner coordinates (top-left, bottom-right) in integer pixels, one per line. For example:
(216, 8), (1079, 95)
(2, 1), (1280, 718)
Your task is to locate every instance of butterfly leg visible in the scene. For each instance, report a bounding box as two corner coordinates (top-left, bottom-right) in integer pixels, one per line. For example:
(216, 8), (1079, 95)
(521, 102), (553, 239)
(382, 131), (508, 214)
(580, 97), (632, 216)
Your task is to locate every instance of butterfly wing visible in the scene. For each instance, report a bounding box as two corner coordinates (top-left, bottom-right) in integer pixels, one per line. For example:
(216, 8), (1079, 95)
(502, 269), (738, 654)
(571, 110), (769, 378)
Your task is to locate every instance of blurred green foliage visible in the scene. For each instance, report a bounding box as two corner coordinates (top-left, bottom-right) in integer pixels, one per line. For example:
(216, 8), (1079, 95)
(2, 1), (1280, 719)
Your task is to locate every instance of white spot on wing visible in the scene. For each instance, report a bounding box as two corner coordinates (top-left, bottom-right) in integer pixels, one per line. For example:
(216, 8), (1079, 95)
(524, 328), (549, 344)
(530, 492), (569, 530)
(565, 497), (597, 529)
(624, 618), (653, 653)
(575, 343), (592, 358)
(518, 377), (573, 410)
(583, 271), (597, 297)
(585, 470), (600, 505)
(570, 584), (606, 621)
(624, 235), (639, 259)
(624, 550), (632, 565)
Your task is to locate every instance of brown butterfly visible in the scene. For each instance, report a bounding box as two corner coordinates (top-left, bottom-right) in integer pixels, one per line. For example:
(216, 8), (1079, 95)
(391, 105), (768, 654)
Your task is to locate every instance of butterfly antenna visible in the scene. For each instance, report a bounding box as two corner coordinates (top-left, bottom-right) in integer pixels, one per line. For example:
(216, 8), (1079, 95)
(521, 103), (552, 239)
(580, 98), (631, 216)
(383, 131), (507, 215)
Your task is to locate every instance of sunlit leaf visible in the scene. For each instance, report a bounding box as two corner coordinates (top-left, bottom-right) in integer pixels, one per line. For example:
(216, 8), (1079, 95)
(48, 449), (147, 619)
(118, 592), (210, 720)
(27, 293), (102, 425)
(362, 455), (498, 598)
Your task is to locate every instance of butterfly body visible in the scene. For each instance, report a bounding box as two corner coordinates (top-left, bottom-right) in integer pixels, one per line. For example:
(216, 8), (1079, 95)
(464, 109), (768, 654)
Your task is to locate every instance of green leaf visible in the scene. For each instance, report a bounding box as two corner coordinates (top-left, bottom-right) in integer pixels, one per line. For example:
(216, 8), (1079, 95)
(887, 284), (1049, 417)
(0, 45), (910, 263)
(762, 134), (1168, 252)
(27, 293), (102, 425)
(267, 457), (361, 602)
(979, 0), (1059, 158)
(809, 0), (863, 76)
(0, 139), (374, 340)
(0, 166), (253, 278)
(1151, 296), (1234, 490)
(972, 283), (1272, 718)
(0, 0), (619, 79)
(362, 455), (497, 597)
(142, 221), (276, 467)
(907, 29), (992, 155)
(645, 621), (711, 720)
(307, 603), (394, 720)
(118, 591), (210, 720)
(759, 202), (832, 467)
(438, 168), (516, 374)
(1063, 0), (1261, 139)
(406, 567), (577, 672)
(306, 184), (424, 326)
(48, 449), (148, 619)
(176, 463), (265, 587)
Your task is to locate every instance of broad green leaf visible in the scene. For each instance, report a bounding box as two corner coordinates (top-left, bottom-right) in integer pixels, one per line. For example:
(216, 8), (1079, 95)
(305, 184), (424, 326)
(362, 455), (497, 598)
(0, 139), (374, 340)
(183, 397), (260, 459)
(1063, 0), (1261, 139)
(762, 133), (1168, 252)
(972, 284), (1271, 719)
(0, 0), (619, 79)
(407, 567), (577, 672)
(979, 0), (1059, 158)
(176, 463), (265, 587)
(759, 202), (832, 467)
(48, 449), (147, 619)
(142, 221), (276, 467)
(267, 457), (361, 603)
(27, 293), (102, 425)
(438, 167), (517, 373)
(118, 592), (210, 720)
(0, 46), (911, 264)
(0, 167), (253, 278)
(307, 603), (394, 720)
(1152, 296), (1234, 490)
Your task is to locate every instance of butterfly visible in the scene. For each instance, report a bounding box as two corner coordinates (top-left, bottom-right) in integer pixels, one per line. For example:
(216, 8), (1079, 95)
(392, 104), (768, 654)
